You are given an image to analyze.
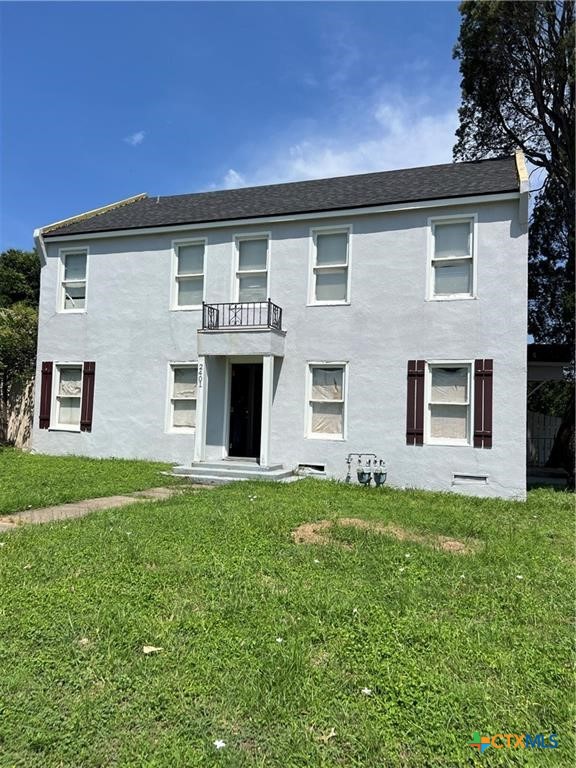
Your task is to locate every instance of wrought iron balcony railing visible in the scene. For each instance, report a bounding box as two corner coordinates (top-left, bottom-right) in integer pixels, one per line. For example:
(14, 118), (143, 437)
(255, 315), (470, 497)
(202, 300), (283, 331)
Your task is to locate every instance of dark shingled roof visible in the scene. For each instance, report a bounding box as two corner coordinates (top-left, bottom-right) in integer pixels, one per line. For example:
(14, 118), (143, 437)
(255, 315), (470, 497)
(43, 156), (519, 238)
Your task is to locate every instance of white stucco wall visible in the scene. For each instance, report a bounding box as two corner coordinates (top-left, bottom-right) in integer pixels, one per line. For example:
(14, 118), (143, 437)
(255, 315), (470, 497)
(32, 197), (528, 499)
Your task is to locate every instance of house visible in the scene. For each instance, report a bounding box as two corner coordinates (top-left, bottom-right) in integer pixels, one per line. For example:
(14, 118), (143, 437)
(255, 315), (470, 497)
(32, 152), (529, 498)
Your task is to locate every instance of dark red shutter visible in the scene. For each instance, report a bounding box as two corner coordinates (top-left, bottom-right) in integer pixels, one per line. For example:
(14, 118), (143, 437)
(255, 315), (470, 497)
(474, 359), (493, 448)
(39, 362), (53, 429)
(406, 360), (425, 445)
(80, 362), (96, 432)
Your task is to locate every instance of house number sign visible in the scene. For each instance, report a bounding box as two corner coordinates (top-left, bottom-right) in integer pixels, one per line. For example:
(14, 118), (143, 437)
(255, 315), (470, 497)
(197, 362), (204, 389)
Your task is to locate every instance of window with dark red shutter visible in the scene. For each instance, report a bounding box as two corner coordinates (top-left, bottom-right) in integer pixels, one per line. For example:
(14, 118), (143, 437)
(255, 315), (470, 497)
(474, 359), (493, 448)
(80, 362), (96, 432)
(406, 360), (425, 445)
(39, 362), (53, 429)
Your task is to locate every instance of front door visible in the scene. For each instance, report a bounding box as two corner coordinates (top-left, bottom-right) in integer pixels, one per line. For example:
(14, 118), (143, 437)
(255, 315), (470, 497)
(229, 363), (263, 459)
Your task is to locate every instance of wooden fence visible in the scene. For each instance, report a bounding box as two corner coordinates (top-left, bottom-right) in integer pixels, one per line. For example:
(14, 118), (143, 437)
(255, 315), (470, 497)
(527, 410), (562, 467)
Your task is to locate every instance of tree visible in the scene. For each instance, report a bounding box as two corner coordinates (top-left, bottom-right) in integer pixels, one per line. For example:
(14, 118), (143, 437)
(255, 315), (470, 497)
(528, 176), (574, 345)
(0, 249), (40, 308)
(453, 1), (574, 217)
(0, 249), (40, 443)
(453, 0), (574, 481)
(0, 303), (38, 442)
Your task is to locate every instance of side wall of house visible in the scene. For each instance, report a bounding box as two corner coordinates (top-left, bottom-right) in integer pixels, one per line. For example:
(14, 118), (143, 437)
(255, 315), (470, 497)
(32, 198), (527, 498)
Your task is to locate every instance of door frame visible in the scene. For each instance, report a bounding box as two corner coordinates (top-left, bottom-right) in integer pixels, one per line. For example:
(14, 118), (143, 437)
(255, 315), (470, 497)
(224, 356), (262, 461)
(223, 355), (274, 466)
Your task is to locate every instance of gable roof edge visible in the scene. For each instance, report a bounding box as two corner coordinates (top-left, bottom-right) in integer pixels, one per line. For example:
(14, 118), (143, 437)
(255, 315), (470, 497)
(40, 193), (148, 234)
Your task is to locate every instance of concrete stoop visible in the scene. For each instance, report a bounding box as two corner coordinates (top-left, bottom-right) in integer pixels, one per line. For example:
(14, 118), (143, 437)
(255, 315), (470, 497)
(172, 461), (296, 485)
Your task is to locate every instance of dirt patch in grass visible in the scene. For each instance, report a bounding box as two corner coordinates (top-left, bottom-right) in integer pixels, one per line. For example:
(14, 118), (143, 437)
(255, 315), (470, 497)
(292, 517), (482, 555)
(291, 520), (342, 547)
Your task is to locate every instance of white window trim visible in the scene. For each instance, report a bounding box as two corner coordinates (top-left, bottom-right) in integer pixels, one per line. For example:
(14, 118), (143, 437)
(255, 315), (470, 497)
(49, 362), (84, 432)
(57, 247), (89, 313)
(424, 360), (473, 447)
(305, 361), (348, 441)
(307, 225), (352, 306)
(170, 238), (206, 310)
(166, 362), (198, 433)
(426, 214), (478, 301)
(233, 232), (271, 302)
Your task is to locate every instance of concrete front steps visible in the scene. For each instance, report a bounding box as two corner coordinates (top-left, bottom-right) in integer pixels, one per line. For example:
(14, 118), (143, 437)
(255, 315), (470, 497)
(172, 460), (296, 485)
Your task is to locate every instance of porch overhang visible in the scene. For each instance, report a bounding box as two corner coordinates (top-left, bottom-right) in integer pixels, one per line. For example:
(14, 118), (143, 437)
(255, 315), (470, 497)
(197, 328), (286, 357)
(527, 344), (572, 382)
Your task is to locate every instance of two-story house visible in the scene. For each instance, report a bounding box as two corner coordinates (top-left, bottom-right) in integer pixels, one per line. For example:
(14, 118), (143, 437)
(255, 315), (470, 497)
(32, 153), (529, 498)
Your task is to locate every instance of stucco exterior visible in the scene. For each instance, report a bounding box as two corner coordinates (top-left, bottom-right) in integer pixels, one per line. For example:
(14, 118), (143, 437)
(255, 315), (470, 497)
(33, 195), (528, 499)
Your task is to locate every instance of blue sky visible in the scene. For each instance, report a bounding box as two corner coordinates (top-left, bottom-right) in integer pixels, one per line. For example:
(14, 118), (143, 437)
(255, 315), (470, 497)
(0, 1), (462, 250)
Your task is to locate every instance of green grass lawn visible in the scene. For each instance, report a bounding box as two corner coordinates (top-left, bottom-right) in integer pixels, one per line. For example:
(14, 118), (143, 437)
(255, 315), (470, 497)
(0, 448), (180, 515)
(0, 457), (573, 766)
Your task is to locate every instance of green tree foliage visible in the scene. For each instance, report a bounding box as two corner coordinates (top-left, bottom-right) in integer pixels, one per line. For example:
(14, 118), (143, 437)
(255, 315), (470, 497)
(0, 249), (40, 308)
(0, 303), (38, 384)
(529, 177), (574, 344)
(0, 249), (39, 442)
(453, 0), (575, 346)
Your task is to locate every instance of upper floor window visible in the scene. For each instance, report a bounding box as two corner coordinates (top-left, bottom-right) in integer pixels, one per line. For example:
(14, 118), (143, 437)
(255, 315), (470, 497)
(60, 249), (87, 311)
(173, 241), (205, 308)
(54, 364), (83, 428)
(236, 237), (269, 302)
(429, 218), (475, 299)
(310, 229), (350, 305)
(169, 364), (198, 430)
(307, 363), (347, 439)
(425, 363), (471, 445)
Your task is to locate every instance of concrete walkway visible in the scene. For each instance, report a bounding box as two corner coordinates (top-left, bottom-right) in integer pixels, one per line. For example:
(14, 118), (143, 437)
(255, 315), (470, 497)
(0, 487), (186, 532)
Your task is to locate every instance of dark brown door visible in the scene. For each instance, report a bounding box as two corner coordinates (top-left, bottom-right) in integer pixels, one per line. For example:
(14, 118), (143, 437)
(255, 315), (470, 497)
(229, 363), (262, 459)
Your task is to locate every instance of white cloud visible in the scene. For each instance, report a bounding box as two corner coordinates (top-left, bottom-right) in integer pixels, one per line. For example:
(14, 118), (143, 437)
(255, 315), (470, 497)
(302, 73), (320, 89)
(214, 95), (458, 190)
(222, 168), (246, 189)
(324, 31), (360, 88)
(124, 130), (145, 147)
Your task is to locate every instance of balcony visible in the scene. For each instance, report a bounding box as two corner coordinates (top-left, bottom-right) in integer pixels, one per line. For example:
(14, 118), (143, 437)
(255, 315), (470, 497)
(198, 300), (285, 357)
(202, 300), (282, 331)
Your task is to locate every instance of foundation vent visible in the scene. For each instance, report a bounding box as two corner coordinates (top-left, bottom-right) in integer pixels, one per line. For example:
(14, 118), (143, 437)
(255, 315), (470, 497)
(452, 473), (489, 486)
(297, 463), (326, 476)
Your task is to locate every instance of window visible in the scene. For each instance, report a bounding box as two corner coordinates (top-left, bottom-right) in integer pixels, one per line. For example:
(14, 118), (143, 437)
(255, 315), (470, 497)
(310, 229), (350, 304)
(429, 218), (475, 298)
(54, 364), (83, 428)
(236, 237), (268, 301)
(308, 364), (346, 438)
(426, 364), (471, 444)
(169, 365), (197, 429)
(60, 250), (87, 311)
(174, 241), (205, 307)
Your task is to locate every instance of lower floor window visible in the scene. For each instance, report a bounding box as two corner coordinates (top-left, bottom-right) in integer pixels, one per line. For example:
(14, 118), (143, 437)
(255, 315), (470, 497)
(308, 364), (346, 438)
(426, 363), (471, 444)
(170, 365), (198, 429)
(55, 364), (83, 427)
